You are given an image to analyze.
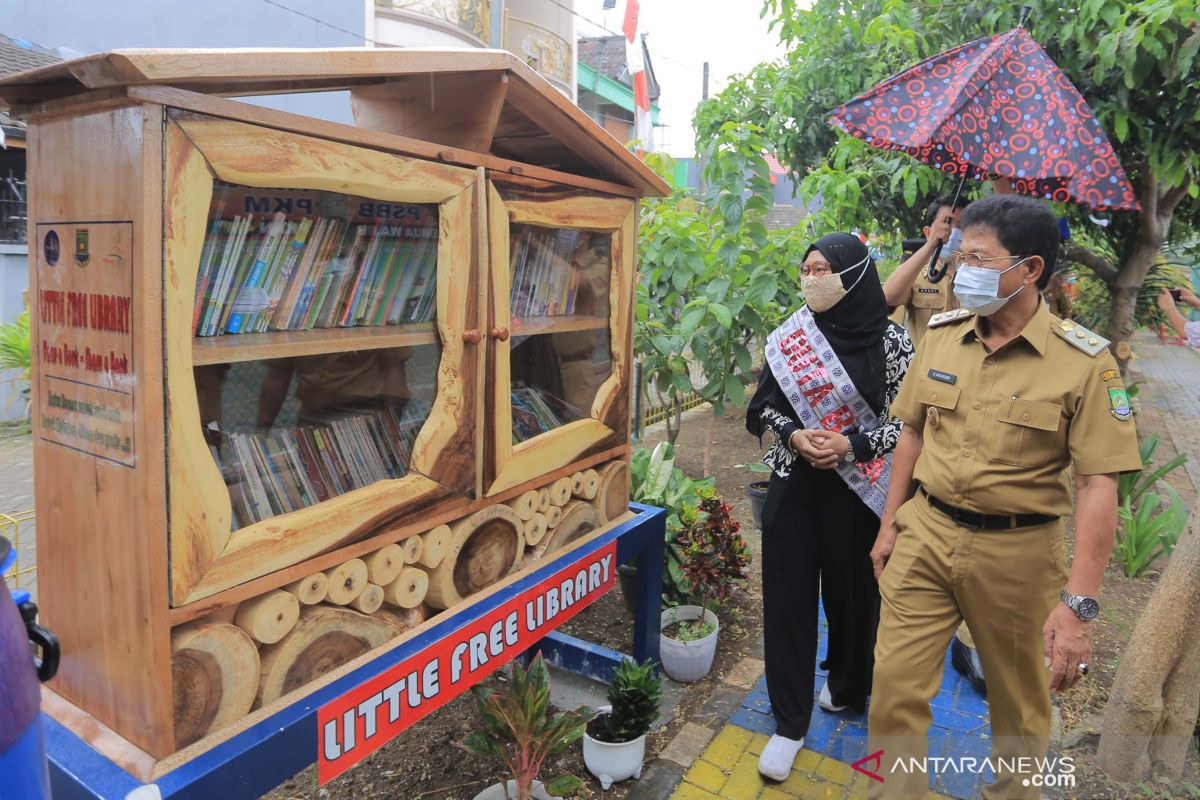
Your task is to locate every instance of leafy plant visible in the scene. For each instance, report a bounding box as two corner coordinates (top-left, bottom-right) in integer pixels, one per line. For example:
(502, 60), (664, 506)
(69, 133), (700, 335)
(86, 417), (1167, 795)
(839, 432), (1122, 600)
(670, 490), (751, 640)
(0, 310), (31, 417)
(1117, 435), (1189, 510)
(636, 128), (799, 445)
(592, 658), (662, 744)
(457, 653), (596, 800)
(1115, 482), (1189, 578)
(1113, 434), (1191, 578)
(630, 443), (715, 602)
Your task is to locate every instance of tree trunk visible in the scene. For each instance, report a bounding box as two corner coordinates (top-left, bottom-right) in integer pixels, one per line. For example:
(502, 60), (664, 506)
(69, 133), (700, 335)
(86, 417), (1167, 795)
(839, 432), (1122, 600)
(1096, 506), (1200, 782)
(1100, 169), (1190, 372)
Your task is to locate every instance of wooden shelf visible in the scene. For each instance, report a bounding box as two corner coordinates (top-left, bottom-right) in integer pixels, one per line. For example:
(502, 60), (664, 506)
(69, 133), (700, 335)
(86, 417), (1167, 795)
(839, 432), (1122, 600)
(192, 324), (438, 365)
(510, 314), (607, 336)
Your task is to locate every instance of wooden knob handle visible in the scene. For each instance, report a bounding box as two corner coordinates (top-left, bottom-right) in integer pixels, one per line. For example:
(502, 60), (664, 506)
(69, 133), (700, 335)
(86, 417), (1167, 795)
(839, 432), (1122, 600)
(490, 327), (510, 341)
(462, 329), (481, 344)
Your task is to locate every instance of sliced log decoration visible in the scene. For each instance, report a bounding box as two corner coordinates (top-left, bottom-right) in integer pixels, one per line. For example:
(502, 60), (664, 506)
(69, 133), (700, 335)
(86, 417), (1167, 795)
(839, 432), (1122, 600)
(544, 504), (562, 529)
(400, 534), (424, 565)
(580, 468), (601, 500)
(549, 476), (573, 507)
(171, 622), (260, 749)
(531, 501), (598, 561)
(375, 604), (428, 633)
(570, 471), (585, 496)
(425, 504), (524, 609)
(525, 512), (548, 548)
(364, 544), (405, 586)
(507, 490), (539, 522)
(537, 488), (552, 514)
(350, 583), (385, 615)
(419, 525), (451, 569)
(594, 461), (630, 525)
(257, 606), (401, 706)
(383, 567), (430, 609)
(285, 572), (329, 606)
(324, 558), (369, 606)
(233, 590), (300, 645)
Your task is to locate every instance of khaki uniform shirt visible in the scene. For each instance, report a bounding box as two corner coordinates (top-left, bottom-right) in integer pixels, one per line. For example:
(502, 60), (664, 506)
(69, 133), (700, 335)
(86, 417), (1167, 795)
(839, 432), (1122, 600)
(900, 265), (959, 348)
(891, 301), (1142, 517)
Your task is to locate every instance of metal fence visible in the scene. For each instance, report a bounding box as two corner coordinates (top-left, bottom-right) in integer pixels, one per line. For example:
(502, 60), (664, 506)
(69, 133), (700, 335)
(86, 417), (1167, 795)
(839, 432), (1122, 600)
(0, 170), (27, 244)
(1, 509), (35, 594)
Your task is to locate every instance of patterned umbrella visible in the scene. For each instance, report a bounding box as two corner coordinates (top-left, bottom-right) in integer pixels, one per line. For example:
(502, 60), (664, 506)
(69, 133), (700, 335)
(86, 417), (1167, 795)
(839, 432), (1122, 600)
(829, 26), (1139, 212)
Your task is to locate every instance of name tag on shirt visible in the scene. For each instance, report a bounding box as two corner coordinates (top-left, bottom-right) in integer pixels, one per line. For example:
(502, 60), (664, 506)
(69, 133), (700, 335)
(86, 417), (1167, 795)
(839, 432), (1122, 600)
(928, 369), (957, 385)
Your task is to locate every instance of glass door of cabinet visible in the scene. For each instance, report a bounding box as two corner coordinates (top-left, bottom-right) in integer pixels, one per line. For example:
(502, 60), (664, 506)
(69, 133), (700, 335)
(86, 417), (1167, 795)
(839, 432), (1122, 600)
(165, 114), (484, 605)
(484, 178), (635, 496)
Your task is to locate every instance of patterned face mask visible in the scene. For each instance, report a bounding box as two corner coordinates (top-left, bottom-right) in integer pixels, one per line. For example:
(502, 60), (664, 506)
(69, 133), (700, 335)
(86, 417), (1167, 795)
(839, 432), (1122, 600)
(802, 255), (869, 313)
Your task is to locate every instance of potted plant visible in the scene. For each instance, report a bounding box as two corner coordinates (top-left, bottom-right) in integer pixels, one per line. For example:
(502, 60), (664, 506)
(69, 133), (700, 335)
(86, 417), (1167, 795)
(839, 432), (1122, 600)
(745, 462), (771, 529)
(0, 310), (32, 421)
(623, 442), (714, 612)
(583, 658), (663, 789)
(659, 490), (751, 682)
(458, 652), (596, 800)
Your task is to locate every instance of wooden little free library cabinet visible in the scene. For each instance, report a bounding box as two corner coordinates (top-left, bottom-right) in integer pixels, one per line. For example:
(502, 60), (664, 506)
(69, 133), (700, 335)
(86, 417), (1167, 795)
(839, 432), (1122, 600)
(0, 48), (668, 771)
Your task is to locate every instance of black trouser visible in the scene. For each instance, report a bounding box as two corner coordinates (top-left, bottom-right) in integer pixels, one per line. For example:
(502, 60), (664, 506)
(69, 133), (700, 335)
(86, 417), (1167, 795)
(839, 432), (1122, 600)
(761, 462), (881, 739)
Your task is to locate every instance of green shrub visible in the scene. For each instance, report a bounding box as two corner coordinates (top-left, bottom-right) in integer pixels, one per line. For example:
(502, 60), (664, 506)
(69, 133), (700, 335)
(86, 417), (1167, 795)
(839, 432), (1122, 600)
(596, 658), (662, 744)
(457, 654), (595, 799)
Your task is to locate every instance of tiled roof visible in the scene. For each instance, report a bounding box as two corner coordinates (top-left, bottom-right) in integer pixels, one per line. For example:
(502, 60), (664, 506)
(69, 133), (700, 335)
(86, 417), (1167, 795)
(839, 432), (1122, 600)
(577, 35), (660, 102)
(0, 34), (62, 77)
(0, 34), (63, 139)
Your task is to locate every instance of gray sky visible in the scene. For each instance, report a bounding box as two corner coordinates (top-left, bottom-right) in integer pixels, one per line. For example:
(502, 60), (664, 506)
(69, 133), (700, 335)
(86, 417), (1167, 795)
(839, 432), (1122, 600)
(574, 0), (789, 158)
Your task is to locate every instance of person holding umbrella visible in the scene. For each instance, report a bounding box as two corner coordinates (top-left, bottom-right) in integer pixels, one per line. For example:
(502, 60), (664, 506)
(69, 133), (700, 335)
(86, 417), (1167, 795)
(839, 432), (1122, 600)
(867, 194), (1142, 799)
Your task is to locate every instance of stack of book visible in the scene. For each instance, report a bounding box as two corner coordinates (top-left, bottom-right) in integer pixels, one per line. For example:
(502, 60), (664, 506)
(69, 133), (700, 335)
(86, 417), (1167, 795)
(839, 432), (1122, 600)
(511, 383), (583, 443)
(193, 212), (440, 336)
(217, 404), (423, 529)
(508, 227), (587, 319)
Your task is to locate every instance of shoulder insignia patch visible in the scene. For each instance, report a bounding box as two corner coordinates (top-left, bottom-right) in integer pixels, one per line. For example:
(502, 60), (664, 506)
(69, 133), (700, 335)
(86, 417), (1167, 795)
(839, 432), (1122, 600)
(928, 308), (973, 328)
(1108, 386), (1133, 420)
(1052, 319), (1110, 357)
(1100, 369), (1121, 382)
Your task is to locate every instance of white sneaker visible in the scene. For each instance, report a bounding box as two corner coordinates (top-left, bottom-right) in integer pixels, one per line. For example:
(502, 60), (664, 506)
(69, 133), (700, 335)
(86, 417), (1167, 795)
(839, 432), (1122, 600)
(818, 680), (848, 713)
(758, 734), (805, 781)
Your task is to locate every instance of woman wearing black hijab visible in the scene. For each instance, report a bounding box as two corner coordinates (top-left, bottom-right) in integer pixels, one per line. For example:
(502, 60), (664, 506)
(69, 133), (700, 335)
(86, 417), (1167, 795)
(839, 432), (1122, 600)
(747, 233), (914, 781)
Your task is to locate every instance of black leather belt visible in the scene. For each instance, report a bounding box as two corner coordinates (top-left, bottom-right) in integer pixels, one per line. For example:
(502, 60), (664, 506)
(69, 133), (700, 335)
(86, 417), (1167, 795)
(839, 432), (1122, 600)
(920, 487), (1058, 530)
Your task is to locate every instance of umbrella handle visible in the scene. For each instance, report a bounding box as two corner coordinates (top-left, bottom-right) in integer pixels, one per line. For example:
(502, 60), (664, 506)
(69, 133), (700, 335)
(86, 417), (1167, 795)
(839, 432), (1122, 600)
(926, 240), (949, 283)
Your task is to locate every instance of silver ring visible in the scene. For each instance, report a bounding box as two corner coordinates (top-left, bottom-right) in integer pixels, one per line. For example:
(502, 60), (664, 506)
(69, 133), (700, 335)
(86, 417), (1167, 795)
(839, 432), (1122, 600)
(1078, 662), (1089, 676)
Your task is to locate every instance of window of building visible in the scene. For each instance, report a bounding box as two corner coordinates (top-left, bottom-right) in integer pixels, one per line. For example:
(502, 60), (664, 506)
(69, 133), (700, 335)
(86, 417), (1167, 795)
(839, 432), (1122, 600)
(0, 147), (27, 245)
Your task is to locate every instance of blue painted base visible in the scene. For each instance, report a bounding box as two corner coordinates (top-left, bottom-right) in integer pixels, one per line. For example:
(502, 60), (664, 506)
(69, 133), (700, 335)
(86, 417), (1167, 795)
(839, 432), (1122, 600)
(0, 718), (51, 800)
(43, 504), (668, 800)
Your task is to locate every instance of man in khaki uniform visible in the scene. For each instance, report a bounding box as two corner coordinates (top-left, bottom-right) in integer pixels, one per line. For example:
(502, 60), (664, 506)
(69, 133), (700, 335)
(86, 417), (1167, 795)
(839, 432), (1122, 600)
(867, 195), (1141, 799)
(883, 194), (969, 347)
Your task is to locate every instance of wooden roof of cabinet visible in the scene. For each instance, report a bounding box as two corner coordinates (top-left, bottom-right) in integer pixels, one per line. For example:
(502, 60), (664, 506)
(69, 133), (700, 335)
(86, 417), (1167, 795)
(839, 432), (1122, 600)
(0, 47), (670, 197)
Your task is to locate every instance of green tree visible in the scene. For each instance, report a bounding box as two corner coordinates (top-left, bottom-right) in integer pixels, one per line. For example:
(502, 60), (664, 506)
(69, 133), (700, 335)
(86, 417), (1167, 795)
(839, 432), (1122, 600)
(698, 0), (1199, 363)
(636, 124), (800, 443)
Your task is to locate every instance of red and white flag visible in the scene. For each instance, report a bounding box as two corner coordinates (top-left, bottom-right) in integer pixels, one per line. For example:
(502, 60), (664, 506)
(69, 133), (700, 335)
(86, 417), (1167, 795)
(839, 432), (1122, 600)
(622, 0), (653, 151)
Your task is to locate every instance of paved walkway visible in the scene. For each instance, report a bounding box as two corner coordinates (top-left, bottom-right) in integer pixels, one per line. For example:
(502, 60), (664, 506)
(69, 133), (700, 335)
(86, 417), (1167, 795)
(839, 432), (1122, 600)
(670, 605), (974, 800)
(1129, 332), (1200, 499)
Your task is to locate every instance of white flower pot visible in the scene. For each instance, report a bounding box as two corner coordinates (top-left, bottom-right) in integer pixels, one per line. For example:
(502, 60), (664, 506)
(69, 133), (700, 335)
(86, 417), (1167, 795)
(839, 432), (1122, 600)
(659, 605), (719, 683)
(472, 779), (551, 800)
(583, 713), (647, 790)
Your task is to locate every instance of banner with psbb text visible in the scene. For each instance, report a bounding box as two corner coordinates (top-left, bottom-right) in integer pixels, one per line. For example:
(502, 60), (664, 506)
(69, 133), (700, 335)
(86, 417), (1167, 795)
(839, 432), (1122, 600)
(317, 541), (617, 784)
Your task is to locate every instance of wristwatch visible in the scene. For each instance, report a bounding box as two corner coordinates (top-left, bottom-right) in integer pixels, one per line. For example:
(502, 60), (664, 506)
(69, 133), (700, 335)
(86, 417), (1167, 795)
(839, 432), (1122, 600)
(1060, 589), (1100, 621)
(842, 445), (857, 465)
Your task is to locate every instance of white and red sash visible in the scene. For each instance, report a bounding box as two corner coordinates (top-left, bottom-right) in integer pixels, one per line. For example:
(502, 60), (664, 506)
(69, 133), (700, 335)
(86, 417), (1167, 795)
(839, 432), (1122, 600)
(765, 306), (891, 516)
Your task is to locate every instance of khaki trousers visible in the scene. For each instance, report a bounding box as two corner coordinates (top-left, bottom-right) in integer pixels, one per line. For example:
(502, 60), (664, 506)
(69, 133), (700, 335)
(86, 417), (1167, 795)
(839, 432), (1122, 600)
(867, 493), (1066, 800)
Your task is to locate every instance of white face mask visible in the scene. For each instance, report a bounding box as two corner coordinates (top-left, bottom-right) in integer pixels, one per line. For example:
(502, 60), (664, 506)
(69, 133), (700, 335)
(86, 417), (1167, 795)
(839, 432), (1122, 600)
(802, 254), (870, 313)
(952, 257), (1031, 316)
